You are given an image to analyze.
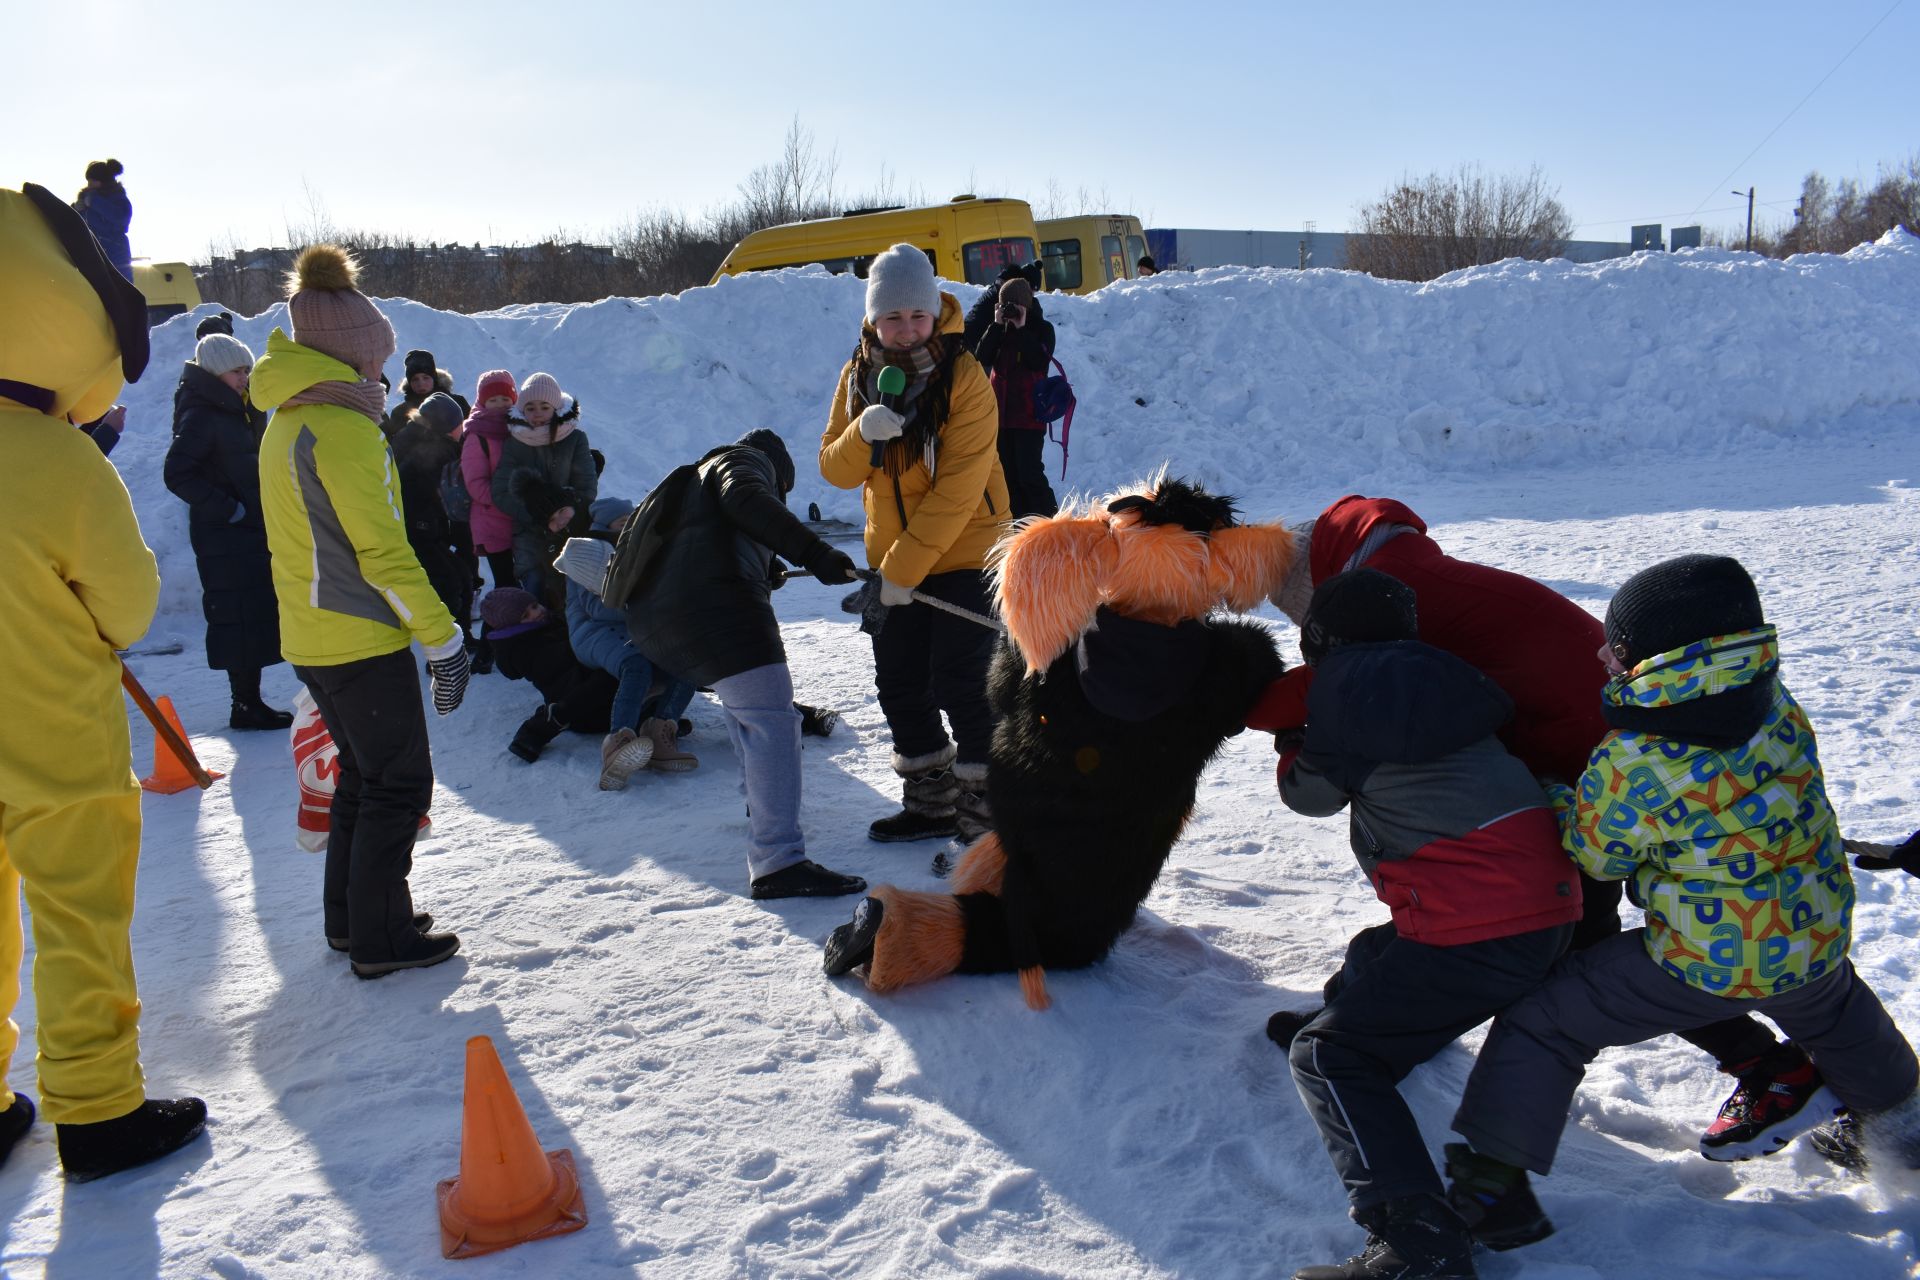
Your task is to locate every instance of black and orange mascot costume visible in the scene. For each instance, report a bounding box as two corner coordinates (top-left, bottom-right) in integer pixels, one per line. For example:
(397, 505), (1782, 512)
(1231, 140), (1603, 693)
(825, 475), (1293, 1008)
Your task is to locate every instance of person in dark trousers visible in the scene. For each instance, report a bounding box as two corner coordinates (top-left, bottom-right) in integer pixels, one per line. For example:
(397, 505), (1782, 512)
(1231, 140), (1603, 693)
(624, 429), (868, 899)
(1444, 555), (1919, 1251)
(820, 245), (1012, 846)
(391, 391), (476, 654)
(964, 272), (1058, 519)
(253, 245), (467, 979)
(1252, 493), (1804, 1152)
(72, 160), (132, 280)
(477, 586), (629, 765)
(383, 349), (477, 594)
(1275, 570), (1581, 1280)
(163, 333), (294, 729)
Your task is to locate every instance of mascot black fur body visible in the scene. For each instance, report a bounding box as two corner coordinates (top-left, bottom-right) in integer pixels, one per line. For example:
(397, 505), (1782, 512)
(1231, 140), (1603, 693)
(826, 476), (1293, 1008)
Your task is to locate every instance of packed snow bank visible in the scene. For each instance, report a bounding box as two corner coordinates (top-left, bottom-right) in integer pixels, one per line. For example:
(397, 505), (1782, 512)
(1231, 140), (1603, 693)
(111, 229), (1920, 618)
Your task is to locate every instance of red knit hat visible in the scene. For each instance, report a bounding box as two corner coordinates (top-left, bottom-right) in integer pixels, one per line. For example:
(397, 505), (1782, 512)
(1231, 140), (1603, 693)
(475, 369), (517, 406)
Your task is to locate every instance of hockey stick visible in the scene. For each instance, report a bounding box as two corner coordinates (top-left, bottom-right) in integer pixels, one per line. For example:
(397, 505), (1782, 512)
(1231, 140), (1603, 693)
(120, 661), (216, 789)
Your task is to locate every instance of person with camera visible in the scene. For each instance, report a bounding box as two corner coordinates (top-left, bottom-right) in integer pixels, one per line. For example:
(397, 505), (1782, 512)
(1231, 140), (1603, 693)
(966, 271), (1059, 519)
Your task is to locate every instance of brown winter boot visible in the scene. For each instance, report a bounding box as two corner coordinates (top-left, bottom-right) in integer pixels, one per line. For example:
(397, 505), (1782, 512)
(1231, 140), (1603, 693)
(951, 761), (992, 843)
(642, 716), (699, 772)
(599, 727), (654, 791)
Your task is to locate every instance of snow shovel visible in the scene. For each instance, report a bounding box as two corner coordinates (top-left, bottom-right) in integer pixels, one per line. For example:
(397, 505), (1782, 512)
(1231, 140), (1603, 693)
(838, 570), (1004, 637)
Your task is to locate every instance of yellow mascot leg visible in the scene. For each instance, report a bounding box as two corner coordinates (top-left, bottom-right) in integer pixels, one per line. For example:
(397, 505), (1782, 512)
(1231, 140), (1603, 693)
(0, 818), (21, 1114)
(3, 791), (145, 1125)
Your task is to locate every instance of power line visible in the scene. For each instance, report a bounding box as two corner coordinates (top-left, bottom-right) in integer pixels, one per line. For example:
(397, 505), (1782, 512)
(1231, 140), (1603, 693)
(1572, 204), (1746, 231)
(1682, 0), (1905, 220)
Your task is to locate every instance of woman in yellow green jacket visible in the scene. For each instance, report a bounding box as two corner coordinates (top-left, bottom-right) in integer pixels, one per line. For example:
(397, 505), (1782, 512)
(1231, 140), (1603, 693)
(253, 246), (467, 979)
(0, 183), (206, 1181)
(819, 244), (1010, 845)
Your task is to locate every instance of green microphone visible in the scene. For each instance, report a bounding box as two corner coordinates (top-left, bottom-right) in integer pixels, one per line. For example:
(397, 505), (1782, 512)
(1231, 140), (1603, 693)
(871, 365), (907, 467)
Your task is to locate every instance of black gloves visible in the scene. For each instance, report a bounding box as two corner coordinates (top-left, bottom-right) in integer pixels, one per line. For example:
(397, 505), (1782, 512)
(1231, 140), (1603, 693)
(1847, 832), (1920, 877)
(804, 543), (860, 586)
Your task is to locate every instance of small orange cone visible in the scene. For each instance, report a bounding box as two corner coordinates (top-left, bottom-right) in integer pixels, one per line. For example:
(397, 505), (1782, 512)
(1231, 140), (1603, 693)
(437, 1035), (587, 1260)
(139, 696), (225, 794)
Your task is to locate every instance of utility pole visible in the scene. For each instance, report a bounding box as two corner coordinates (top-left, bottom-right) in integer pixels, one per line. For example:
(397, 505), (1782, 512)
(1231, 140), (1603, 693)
(1731, 187), (1754, 251)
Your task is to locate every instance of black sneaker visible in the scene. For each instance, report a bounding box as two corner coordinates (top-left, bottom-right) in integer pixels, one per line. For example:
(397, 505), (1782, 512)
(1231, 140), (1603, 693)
(56, 1097), (207, 1183)
(1444, 1142), (1554, 1251)
(1699, 1051), (1843, 1161)
(1810, 1116), (1868, 1173)
(796, 703), (839, 738)
(1266, 1007), (1324, 1049)
(868, 809), (959, 843)
(1295, 1194), (1477, 1279)
(824, 897), (885, 975)
(351, 932), (461, 979)
(751, 861), (867, 901)
(1, 1093), (34, 1170)
(327, 911), (434, 952)
(229, 699), (294, 731)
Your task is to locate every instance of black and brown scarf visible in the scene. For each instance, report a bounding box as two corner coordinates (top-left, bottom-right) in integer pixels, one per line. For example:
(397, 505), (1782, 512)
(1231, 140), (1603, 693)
(846, 328), (961, 478)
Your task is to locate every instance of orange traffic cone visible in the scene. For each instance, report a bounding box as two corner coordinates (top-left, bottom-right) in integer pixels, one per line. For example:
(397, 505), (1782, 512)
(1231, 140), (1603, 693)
(437, 1035), (587, 1260)
(139, 695), (225, 794)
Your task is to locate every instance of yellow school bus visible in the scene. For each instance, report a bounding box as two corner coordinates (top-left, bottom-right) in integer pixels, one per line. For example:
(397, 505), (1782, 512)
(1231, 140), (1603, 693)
(709, 196), (1040, 287)
(1036, 215), (1150, 294)
(133, 260), (203, 326)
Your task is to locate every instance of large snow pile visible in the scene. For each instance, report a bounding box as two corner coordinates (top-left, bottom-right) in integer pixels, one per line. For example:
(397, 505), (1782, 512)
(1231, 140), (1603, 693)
(3, 235), (1919, 1277)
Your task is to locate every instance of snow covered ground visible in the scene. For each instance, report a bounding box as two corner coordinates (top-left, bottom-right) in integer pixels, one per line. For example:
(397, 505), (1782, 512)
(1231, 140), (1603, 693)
(4, 236), (1919, 1277)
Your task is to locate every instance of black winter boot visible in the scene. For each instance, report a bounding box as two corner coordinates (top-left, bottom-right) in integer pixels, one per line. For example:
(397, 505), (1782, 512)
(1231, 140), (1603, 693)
(1294, 1194), (1476, 1280)
(751, 860), (866, 901)
(56, 1097), (208, 1183)
(1, 1094), (34, 1170)
(508, 704), (566, 762)
(824, 897), (885, 976)
(1267, 1006), (1325, 1049)
(796, 702), (839, 738)
(328, 911), (434, 952)
(229, 698), (294, 731)
(869, 745), (959, 843)
(1443, 1142), (1554, 1250)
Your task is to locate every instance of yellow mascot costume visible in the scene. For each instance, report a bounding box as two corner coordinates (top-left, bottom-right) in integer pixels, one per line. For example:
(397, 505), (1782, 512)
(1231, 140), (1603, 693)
(0, 183), (206, 1181)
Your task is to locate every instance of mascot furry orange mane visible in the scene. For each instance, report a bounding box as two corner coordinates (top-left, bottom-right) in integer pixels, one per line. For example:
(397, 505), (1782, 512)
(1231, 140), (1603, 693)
(825, 474), (1293, 1008)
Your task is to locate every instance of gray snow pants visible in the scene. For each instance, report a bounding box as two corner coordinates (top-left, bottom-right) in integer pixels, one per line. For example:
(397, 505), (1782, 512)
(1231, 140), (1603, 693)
(1289, 920), (1573, 1215)
(711, 662), (807, 883)
(1452, 928), (1920, 1175)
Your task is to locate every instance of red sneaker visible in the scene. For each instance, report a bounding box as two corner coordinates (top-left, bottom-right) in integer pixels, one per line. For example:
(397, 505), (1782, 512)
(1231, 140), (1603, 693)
(1700, 1054), (1845, 1161)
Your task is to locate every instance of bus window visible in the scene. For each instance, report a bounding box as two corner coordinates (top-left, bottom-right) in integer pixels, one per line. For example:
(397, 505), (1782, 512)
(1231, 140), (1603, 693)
(1100, 235), (1126, 284)
(1041, 239), (1082, 291)
(962, 237), (1035, 285)
(1127, 235), (1147, 272)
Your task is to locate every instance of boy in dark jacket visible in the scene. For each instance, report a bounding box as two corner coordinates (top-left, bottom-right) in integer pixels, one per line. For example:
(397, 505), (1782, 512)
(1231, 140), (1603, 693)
(1277, 569), (1581, 1280)
(1443, 556), (1919, 1250)
(392, 391), (475, 654)
(479, 587), (617, 763)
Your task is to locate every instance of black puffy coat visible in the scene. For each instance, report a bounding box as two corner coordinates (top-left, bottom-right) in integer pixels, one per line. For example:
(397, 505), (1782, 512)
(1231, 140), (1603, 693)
(624, 430), (836, 688)
(963, 284), (1057, 432)
(163, 362), (282, 672)
(391, 418), (470, 626)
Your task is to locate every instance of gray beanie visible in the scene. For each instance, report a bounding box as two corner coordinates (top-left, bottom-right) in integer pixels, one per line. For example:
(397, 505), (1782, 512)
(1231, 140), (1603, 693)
(864, 243), (940, 322)
(415, 391), (464, 434)
(194, 332), (255, 378)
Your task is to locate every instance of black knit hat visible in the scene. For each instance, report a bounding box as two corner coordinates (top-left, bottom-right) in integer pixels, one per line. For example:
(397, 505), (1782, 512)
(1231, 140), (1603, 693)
(195, 310), (235, 339)
(403, 349), (437, 379)
(1604, 554), (1763, 667)
(1300, 568), (1418, 666)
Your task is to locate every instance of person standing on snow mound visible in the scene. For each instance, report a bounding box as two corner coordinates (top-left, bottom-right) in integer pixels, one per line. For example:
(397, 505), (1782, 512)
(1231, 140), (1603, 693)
(819, 243), (1011, 847)
(164, 331), (298, 732)
(623, 429), (869, 900)
(1443, 555), (1920, 1258)
(0, 182), (206, 1182)
(72, 159), (132, 280)
(253, 244), (468, 979)
(1252, 493), (1817, 1160)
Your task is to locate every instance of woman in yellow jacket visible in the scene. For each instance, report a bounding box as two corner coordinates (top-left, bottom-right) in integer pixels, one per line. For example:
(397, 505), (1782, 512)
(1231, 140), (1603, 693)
(820, 245), (1010, 844)
(253, 246), (467, 979)
(0, 183), (206, 1181)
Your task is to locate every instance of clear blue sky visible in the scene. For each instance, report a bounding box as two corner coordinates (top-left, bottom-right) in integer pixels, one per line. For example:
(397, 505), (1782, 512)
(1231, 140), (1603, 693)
(15, 0), (1916, 260)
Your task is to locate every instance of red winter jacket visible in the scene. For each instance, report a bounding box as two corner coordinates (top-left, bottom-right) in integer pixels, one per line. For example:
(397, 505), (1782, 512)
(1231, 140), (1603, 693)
(1248, 495), (1608, 785)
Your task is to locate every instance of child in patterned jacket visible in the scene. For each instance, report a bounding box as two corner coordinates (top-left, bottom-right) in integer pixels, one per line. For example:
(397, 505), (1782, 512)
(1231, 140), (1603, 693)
(1441, 555), (1919, 1257)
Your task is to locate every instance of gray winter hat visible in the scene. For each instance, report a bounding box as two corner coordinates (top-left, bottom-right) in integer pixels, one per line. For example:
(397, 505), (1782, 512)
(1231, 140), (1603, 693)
(193, 332), (254, 378)
(864, 243), (940, 322)
(589, 496), (635, 529)
(415, 391), (464, 434)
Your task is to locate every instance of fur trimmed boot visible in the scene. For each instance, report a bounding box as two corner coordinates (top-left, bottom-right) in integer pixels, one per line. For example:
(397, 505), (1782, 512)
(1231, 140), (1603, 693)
(951, 760), (992, 843)
(869, 744), (959, 843)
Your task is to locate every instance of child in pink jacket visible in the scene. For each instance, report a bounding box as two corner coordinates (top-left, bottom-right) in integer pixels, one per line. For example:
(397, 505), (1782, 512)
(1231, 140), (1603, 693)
(460, 370), (517, 673)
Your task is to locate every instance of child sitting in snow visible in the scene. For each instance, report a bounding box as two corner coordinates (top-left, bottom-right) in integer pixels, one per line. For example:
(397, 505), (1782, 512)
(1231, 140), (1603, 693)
(565, 498), (701, 789)
(1272, 568), (1582, 1280)
(1443, 555), (1920, 1258)
(492, 371), (596, 606)
(479, 586), (627, 764)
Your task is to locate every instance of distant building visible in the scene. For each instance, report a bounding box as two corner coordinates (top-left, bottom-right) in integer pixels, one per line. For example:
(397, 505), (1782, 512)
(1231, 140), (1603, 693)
(1144, 227), (1636, 273)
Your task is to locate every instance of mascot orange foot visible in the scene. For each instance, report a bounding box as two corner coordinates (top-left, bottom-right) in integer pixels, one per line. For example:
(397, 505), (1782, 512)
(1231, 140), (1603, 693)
(824, 474), (1293, 1009)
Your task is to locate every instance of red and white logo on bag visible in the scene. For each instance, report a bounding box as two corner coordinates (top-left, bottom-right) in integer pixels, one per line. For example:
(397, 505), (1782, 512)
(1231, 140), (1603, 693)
(290, 687), (430, 852)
